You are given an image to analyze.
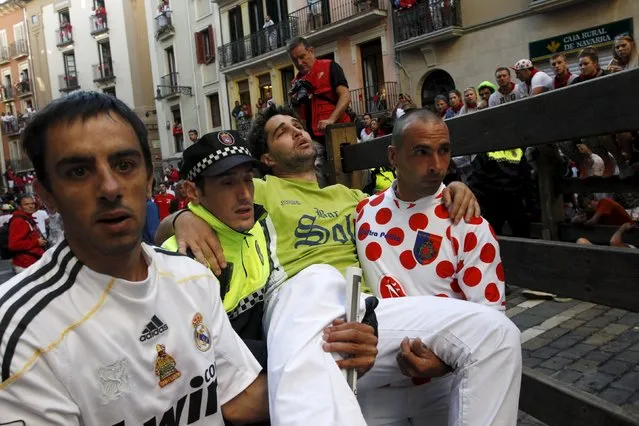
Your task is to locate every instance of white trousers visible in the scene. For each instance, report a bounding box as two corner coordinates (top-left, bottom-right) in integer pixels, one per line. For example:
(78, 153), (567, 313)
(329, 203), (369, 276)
(265, 265), (522, 426)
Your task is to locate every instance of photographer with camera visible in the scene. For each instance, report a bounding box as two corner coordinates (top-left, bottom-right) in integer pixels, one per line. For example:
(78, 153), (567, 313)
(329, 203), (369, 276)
(287, 37), (351, 184)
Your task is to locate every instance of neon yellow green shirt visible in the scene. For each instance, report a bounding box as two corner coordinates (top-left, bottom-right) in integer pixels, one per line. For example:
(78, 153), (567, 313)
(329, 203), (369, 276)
(254, 176), (366, 288)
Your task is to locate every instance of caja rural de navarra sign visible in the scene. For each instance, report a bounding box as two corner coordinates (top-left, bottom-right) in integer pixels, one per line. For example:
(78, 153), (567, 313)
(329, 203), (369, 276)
(529, 18), (634, 61)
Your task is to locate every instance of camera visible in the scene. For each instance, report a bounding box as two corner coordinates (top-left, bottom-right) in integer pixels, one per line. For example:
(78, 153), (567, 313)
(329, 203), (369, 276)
(290, 79), (313, 106)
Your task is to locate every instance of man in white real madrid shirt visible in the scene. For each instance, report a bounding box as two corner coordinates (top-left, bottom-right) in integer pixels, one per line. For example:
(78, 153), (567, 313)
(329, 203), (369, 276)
(0, 92), (268, 425)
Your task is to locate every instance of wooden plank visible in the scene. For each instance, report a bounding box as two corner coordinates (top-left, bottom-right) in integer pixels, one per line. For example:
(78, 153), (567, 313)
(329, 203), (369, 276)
(340, 69), (639, 172)
(537, 145), (564, 240)
(324, 123), (362, 188)
(498, 237), (639, 312)
(341, 135), (391, 173)
(558, 176), (639, 194)
(520, 367), (639, 426)
(558, 223), (639, 246)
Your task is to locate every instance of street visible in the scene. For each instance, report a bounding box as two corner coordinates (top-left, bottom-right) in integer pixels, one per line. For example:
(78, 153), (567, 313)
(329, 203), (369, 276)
(1, 260), (637, 425)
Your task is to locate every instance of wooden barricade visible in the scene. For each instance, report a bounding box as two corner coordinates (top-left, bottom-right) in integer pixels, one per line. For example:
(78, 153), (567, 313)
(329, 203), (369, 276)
(325, 68), (639, 426)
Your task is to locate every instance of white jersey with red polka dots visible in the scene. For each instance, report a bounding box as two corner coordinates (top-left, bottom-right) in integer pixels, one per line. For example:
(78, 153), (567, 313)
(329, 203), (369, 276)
(355, 183), (505, 311)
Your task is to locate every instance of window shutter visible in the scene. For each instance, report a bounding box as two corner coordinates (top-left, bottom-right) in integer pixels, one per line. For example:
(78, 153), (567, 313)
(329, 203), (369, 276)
(195, 32), (204, 64)
(208, 25), (215, 61)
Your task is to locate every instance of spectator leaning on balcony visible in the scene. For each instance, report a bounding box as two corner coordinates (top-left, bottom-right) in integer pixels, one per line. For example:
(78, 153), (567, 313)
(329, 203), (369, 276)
(460, 87), (479, 115)
(476, 81), (496, 110)
(263, 15), (277, 50)
(571, 48), (609, 84)
(608, 33), (638, 72)
(444, 89), (463, 118)
(550, 53), (577, 88)
(512, 58), (553, 97)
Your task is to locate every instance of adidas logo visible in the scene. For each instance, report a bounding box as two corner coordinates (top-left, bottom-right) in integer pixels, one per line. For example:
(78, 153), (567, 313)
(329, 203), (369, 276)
(139, 315), (169, 342)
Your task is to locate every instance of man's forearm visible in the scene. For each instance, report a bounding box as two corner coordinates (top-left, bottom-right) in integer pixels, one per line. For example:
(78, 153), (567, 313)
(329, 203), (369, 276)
(154, 211), (178, 245)
(329, 86), (351, 122)
(222, 373), (269, 424)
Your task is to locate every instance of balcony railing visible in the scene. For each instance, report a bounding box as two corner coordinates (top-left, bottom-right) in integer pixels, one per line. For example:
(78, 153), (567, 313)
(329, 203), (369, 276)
(155, 11), (174, 40)
(393, 0), (461, 44)
(219, 0), (387, 68)
(56, 25), (74, 47)
(156, 72), (180, 99)
(9, 39), (28, 58)
(6, 158), (34, 172)
(1, 85), (14, 102)
(0, 46), (8, 63)
(92, 61), (115, 83)
(2, 114), (32, 137)
(59, 73), (80, 92)
(90, 11), (108, 35)
(219, 19), (300, 68)
(15, 79), (32, 97)
(349, 81), (399, 116)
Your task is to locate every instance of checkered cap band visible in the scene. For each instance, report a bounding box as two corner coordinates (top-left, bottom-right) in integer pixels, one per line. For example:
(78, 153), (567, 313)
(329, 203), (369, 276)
(228, 288), (265, 320)
(185, 146), (252, 181)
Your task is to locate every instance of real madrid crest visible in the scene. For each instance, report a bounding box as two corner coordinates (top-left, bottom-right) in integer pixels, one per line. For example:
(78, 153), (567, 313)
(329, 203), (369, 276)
(154, 344), (181, 388)
(218, 131), (235, 146)
(192, 312), (212, 352)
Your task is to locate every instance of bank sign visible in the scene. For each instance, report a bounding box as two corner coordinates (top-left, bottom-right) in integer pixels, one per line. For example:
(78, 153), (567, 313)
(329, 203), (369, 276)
(529, 18), (634, 61)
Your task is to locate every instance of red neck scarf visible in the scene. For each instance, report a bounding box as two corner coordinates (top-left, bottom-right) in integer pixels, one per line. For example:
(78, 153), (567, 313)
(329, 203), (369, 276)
(451, 103), (463, 113)
(439, 107), (449, 117)
(498, 82), (515, 95)
(553, 71), (572, 89)
(363, 127), (373, 135)
(525, 68), (539, 89)
(465, 102), (477, 109)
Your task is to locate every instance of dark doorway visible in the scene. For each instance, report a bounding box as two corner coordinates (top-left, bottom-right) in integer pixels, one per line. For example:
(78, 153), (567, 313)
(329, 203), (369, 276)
(360, 39), (384, 113)
(281, 66), (295, 105)
(421, 69), (455, 110)
(229, 6), (245, 62)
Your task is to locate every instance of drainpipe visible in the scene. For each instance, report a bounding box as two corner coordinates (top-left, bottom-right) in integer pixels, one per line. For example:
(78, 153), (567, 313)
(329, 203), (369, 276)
(185, 4), (202, 137)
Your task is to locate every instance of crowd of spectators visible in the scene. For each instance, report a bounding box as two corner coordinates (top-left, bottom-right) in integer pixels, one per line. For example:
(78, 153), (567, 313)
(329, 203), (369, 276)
(354, 33), (639, 243)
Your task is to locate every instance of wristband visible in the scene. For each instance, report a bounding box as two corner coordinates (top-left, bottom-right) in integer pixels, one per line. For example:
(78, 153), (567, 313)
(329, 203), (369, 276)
(172, 209), (188, 230)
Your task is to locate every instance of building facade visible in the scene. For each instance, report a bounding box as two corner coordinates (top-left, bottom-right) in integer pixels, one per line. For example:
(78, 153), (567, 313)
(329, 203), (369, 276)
(145, 0), (229, 164)
(215, 0), (399, 135)
(392, 0), (638, 107)
(0, 0), (35, 185)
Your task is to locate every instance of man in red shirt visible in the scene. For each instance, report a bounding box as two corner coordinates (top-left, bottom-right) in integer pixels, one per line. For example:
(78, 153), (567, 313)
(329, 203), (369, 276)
(169, 181), (189, 214)
(585, 197), (632, 226)
(153, 183), (174, 220)
(8, 195), (46, 273)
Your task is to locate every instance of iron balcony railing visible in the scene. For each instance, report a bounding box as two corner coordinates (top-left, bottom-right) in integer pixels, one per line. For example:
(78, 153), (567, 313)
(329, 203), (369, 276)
(157, 72), (179, 98)
(0, 46), (9, 63)
(92, 61), (115, 82)
(56, 26), (74, 47)
(218, 19), (300, 68)
(6, 158), (34, 172)
(59, 72), (80, 92)
(15, 79), (32, 96)
(219, 0), (386, 68)
(9, 39), (28, 58)
(90, 11), (108, 35)
(2, 114), (32, 137)
(393, 0), (461, 44)
(155, 11), (174, 40)
(1, 85), (14, 102)
(349, 81), (399, 116)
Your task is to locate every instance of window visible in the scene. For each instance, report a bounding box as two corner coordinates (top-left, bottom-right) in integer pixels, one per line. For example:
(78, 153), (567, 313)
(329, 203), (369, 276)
(280, 66), (294, 104)
(58, 9), (70, 28)
(208, 93), (221, 129)
(98, 41), (113, 77)
(166, 46), (177, 83)
(195, 26), (215, 64)
(171, 105), (184, 152)
(103, 87), (116, 97)
(13, 22), (25, 43)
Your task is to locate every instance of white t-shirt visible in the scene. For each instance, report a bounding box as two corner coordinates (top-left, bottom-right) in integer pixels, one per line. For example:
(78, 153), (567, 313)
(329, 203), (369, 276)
(0, 242), (261, 425)
(355, 184), (505, 311)
(517, 71), (554, 98)
(488, 84), (525, 107)
(360, 127), (375, 142)
(32, 209), (49, 237)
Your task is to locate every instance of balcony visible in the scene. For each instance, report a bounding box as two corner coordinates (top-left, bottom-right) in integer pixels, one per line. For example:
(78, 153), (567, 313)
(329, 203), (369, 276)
(156, 72), (192, 99)
(9, 39), (28, 59)
(89, 10), (108, 37)
(0, 46), (9, 64)
(393, 0), (463, 51)
(6, 158), (34, 172)
(1, 85), (14, 102)
(2, 114), (32, 138)
(528, 0), (591, 12)
(155, 11), (174, 41)
(15, 79), (32, 97)
(218, 0), (387, 72)
(349, 81), (399, 116)
(92, 61), (115, 84)
(56, 25), (74, 48)
(59, 73), (80, 93)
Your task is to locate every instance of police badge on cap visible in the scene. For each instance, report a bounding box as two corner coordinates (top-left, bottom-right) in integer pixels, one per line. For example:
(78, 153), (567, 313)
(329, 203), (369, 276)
(218, 131), (235, 146)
